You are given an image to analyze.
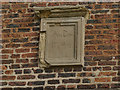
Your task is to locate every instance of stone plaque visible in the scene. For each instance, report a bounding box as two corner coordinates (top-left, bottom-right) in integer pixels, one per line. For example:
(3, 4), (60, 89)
(39, 17), (85, 67)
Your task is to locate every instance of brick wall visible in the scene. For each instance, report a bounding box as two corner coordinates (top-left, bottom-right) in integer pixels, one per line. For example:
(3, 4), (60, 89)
(1, 2), (120, 90)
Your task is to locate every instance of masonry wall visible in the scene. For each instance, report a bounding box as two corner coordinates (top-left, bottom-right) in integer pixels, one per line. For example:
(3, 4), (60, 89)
(1, 2), (120, 90)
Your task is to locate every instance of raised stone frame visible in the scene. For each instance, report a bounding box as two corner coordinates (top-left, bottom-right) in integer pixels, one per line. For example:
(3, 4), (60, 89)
(34, 5), (89, 67)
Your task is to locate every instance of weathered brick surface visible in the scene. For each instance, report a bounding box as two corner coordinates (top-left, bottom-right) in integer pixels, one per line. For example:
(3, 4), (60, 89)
(1, 2), (119, 90)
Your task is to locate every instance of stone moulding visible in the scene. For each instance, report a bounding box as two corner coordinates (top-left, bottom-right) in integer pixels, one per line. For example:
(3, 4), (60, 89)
(33, 5), (89, 19)
(34, 5), (89, 68)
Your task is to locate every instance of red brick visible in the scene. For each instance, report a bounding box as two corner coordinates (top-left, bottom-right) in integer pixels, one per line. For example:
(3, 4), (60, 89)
(0, 65), (7, 70)
(67, 85), (76, 89)
(2, 49), (13, 54)
(1, 55), (9, 59)
(98, 72), (116, 76)
(95, 78), (111, 82)
(22, 53), (38, 58)
(1, 76), (16, 80)
(11, 54), (20, 58)
(5, 70), (13, 74)
(57, 85), (66, 89)
(48, 2), (59, 6)
(22, 32), (38, 37)
(15, 48), (30, 53)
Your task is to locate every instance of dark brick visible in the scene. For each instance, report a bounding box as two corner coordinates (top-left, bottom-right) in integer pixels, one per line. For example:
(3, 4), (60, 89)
(85, 51), (102, 55)
(98, 61), (116, 65)
(85, 30), (101, 34)
(62, 79), (80, 83)
(64, 67), (72, 72)
(7, 24), (19, 28)
(77, 84), (96, 89)
(15, 70), (22, 74)
(85, 5), (93, 9)
(28, 81), (45, 86)
(38, 74), (55, 79)
(97, 84), (109, 88)
(95, 25), (112, 29)
(16, 59), (29, 63)
(78, 72), (95, 77)
(111, 83), (120, 88)
(87, 20), (102, 24)
(105, 19), (117, 23)
(1, 88), (12, 90)
(11, 54), (20, 58)
(10, 14), (19, 18)
(97, 35), (113, 39)
(24, 69), (31, 74)
(14, 87), (32, 90)
(48, 80), (59, 84)
(9, 64), (20, 69)
(11, 38), (28, 42)
(93, 56), (112, 61)
(33, 87), (43, 90)
(28, 8), (34, 12)
(0, 40), (9, 43)
(91, 10), (109, 14)
(83, 67), (91, 71)
(113, 14), (120, 18)
(112, 77), (120, 81)
(98, 45), (115, 50)
(85, 40), (103, 45)
(112, 4), (120, 8)
(2, 60), (14, 64)
(21, 63), (38, 68)
(2, 5), (10, 9)
(17, 75), (35, 80)
(9, 82), (26, 86)
(33, 69), (43, 73)
(93, 67), (102, 71)
(111, 10), (120, 13)
(0, 82), (7, 86)
(23, 43), (38, 47)
(103, 67), (111, 71)
(82, 78), (91, 83)
(73, 66), (82, 72)
(45, 68), (53, 73)
(45, 86), (55, 90)
(58, 73), (75, 77)
(18, 28), (30, 32)
(84, 61), (97, 66)
(30, 37), (39, 41)
(113, 66), (120, 70)
(2, 29), (10, 33)
(85, 25), (94, 29)
(95, 5), (102, 9)
(84, 56), (92, 61)
(85, 35), (94, 39)
(30, 59), (38, 63)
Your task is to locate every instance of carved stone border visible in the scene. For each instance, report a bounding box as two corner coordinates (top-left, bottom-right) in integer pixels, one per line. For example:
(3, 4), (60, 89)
(34, 5), (89, 19)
